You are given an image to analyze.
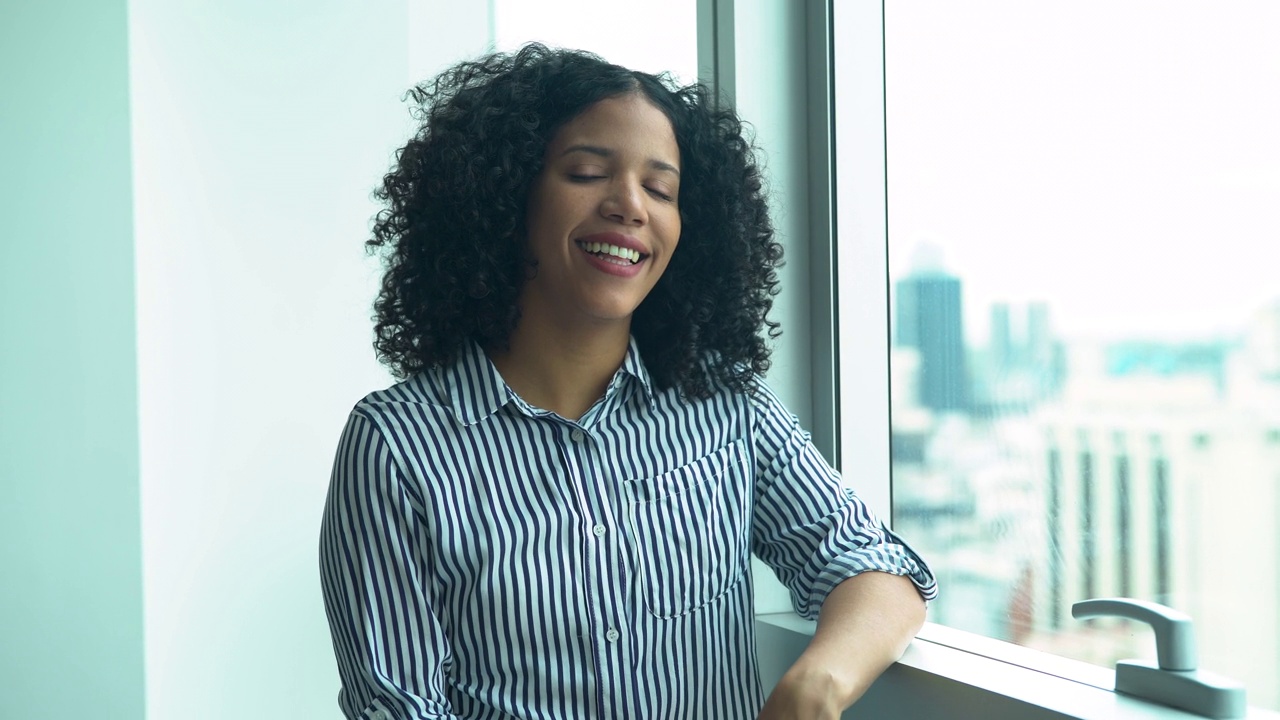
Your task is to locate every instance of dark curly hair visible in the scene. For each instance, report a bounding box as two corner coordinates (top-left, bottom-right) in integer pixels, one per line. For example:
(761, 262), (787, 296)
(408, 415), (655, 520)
(368, 43), (783, 400)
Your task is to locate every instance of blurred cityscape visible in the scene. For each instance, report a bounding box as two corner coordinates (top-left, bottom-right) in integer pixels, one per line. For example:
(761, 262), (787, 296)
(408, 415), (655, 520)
(890, 262), (1280, 709)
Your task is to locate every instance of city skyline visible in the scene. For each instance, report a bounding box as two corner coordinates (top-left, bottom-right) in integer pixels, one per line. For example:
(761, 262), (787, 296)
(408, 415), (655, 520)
(893, 256), (1280, 355)
(889, 263), (1280, 708)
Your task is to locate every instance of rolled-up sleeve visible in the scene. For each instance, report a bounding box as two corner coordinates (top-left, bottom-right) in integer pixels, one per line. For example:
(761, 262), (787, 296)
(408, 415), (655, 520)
(319, 411), (461, 720)
(748, 385), (937, 620)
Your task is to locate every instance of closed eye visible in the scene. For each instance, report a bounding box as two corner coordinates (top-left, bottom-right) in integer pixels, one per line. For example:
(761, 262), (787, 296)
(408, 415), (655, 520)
(568, 174), (606, 182)
(647, 187), (675, 202)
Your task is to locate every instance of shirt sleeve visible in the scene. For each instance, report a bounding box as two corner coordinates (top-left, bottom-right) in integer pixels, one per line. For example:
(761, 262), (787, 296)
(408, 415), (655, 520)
(319, 410), (462, 720)
(748, 383), (938, 620)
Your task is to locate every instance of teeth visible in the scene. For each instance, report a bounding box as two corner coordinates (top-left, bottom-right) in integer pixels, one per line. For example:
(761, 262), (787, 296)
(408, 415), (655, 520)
(580, 241), (640, 264)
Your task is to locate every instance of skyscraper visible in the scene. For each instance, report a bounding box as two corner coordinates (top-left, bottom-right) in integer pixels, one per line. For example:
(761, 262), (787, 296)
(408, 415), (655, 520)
(990, 302), (1014, 371)
(895, 271), (969, 412)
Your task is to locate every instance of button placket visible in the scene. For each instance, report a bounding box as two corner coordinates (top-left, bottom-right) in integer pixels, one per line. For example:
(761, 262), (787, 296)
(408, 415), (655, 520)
(566, 423), (626, 671)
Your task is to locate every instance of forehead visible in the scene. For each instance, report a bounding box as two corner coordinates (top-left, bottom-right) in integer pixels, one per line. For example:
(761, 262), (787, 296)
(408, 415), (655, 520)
(547, 94), (680, 167)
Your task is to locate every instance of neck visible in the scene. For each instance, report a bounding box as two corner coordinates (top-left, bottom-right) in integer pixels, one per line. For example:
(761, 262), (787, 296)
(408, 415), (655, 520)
(488, 316), (632, 422)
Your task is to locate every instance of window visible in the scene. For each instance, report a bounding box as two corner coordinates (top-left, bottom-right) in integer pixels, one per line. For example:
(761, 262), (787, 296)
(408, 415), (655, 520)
(834, 0), (1280, 710)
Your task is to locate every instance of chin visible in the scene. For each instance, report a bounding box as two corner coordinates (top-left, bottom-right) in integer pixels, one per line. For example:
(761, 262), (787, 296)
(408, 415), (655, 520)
(587, 310), (639, 325)
(579, 294), (645, 324)
(581, 304), (641, 325)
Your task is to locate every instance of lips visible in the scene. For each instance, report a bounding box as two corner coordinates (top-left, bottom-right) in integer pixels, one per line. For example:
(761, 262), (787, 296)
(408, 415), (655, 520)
(575, 232), (649, 278)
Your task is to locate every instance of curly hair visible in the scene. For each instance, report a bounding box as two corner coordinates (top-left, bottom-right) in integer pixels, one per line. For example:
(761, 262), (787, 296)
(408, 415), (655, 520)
(368, 43), (783, 400)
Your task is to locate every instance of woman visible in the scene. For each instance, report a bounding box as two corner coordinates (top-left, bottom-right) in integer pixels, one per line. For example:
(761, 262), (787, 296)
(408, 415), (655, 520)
(320, 44), (936, 720)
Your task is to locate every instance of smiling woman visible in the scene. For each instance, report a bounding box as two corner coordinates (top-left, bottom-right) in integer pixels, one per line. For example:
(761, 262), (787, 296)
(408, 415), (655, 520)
(364, 44), (781, 400)
(319, 44), (937, 720)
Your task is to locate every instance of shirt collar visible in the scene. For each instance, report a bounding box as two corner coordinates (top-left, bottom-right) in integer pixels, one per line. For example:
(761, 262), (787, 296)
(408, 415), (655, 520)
(437, 340), (514, 427)
(617, 335), (657, 409)
(439, 336), (657, 427)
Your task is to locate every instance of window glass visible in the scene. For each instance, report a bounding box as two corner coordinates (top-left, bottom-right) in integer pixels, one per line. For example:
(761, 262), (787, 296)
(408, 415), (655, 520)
(882, 1), (1280, 709)
(494, 0), (697, 85)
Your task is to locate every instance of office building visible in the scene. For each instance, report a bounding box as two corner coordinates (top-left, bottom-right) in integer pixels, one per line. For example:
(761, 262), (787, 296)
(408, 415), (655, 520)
(895, 271), (969, 413)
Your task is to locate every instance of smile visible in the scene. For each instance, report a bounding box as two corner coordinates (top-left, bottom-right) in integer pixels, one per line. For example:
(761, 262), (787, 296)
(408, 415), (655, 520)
(575, 240), (644, 265)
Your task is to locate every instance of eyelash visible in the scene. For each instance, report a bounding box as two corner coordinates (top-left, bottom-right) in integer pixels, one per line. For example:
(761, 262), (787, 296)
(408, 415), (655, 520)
(567, 174), (675, 202)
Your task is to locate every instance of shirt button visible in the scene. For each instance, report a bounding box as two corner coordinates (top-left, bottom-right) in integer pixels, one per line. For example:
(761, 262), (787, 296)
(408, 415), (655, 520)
(571, 429), (585, 443)
(371, 711), (387, 720)
(606, 628), (620, 642)
(592, 524), (607, 537)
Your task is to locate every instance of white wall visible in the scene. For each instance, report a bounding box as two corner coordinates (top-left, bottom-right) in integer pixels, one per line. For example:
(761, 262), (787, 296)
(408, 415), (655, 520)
(1, 2), (145, 718)
(129, 3), (493, 717)
(125, 1), (827, 714)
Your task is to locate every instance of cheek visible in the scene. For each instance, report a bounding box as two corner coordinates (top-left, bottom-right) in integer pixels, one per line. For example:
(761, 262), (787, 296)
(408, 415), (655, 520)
(528, 190), (583, 237)
(525, 176), (564, 222)
(654, 201), (681, 236)
(524, 204), (563, 248)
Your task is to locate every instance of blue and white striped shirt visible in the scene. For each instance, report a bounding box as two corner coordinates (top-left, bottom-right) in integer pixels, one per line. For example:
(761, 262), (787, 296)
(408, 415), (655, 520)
(320, 338), (936, 720)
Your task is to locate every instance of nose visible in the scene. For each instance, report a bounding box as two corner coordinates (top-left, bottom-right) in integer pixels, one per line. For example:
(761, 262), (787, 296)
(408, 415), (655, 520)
(600, 177), (647, 226)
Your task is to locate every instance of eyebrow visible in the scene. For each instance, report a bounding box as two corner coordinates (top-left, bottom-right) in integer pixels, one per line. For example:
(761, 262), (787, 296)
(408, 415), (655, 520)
(561, 144), (681, 177)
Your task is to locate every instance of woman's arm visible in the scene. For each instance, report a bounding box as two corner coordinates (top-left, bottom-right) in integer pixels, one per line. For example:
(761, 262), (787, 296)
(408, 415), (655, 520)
(320, 411), (462, 720)
(757, 571), (926, 719)
(746, 381), (935, 718)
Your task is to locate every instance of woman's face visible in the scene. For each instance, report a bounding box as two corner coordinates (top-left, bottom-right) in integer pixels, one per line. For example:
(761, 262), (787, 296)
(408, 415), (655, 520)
(520, 92), (682, 333)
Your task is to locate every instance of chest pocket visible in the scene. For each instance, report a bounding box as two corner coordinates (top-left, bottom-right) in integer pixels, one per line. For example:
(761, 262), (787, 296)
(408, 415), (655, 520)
(624, 441), (751, 618)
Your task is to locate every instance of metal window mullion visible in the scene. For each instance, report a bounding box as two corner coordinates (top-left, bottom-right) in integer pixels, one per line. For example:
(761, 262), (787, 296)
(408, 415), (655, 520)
(832, 0), (892, 520)
(696, 0), (735, 107)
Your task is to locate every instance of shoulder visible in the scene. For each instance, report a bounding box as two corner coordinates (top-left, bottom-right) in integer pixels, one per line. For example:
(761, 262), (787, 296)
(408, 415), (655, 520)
(351, 372), (443, 417)
(341, 372), (457, 450)
(647, 355), (792, 430)
(332, 373), (471, 509)
(692, 354), (790, 420)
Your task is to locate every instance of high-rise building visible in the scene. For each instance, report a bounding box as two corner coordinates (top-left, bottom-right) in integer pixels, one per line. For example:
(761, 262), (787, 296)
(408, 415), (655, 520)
(896, 271), (969, 412)
(1026, 302), (1053, 367)
(1027, 338), (1280, 708)
(990, 303), (1014, 371)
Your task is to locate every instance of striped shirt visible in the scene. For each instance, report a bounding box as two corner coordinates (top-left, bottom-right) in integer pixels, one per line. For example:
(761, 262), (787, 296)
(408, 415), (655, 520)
(320, 338), (936, 720)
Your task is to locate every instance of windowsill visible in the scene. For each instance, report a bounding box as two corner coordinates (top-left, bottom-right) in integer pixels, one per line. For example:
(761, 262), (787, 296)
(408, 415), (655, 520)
(755, 614), (1279, 720)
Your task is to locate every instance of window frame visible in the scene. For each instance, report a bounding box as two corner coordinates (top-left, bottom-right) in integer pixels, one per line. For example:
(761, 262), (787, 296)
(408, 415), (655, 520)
(826, 0), (1122, 685)
(824, 4), (1274, 716)
(828, 0), (892, 520)
(691, 0), (1280, 714)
